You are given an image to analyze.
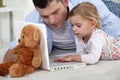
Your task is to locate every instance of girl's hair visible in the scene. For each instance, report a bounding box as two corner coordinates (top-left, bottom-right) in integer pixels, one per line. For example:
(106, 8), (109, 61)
(69, 2), (101, 29)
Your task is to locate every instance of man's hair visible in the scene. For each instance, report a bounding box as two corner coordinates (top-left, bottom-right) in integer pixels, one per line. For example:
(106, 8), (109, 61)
(33, 0), (61, 8)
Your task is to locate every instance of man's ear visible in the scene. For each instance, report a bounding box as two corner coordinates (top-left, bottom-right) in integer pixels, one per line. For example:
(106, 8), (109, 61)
(63, 0), (68, 7)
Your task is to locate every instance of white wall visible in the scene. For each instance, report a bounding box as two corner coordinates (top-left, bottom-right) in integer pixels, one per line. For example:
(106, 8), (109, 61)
(0, 0), (35, 44)
(5, 0), (35, 20)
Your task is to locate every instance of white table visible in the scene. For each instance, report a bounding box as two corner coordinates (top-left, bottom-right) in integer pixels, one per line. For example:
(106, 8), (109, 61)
(0, 7), (16, 41)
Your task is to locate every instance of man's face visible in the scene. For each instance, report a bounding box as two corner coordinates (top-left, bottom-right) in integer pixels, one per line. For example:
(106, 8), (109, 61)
(36, 0), (68, 29)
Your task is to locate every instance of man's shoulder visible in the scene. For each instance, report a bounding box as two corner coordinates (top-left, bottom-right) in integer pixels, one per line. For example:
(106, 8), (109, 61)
(68, 0), (101, 10)
(25, 9), (42, 23)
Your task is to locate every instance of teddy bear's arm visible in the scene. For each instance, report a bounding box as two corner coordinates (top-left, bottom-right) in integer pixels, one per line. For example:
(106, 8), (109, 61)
(32, 48), (42, 68)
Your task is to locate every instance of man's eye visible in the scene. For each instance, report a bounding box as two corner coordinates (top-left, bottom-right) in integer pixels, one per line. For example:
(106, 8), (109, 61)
(53, 9), (59, 15)
(71, 24), (73, 27)
(53, 11), (58, 15)
(42, 16), (48, 19)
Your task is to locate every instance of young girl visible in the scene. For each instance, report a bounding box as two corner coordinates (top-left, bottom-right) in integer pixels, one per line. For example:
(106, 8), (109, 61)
(54, 2), (120, 64)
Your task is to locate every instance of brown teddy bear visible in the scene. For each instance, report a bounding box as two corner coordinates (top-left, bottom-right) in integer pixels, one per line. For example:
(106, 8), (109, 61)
(0, 24), (42, 77)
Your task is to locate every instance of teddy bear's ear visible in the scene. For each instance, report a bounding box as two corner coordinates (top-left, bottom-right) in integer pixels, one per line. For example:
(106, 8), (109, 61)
(33, 29), (40, 42)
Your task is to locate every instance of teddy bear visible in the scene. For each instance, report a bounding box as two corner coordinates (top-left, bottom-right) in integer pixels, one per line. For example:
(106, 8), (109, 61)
(0, 24), (42, 77)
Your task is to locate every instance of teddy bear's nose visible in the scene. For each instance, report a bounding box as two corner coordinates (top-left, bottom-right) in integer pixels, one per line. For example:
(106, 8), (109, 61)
(18, 39), (20, 43)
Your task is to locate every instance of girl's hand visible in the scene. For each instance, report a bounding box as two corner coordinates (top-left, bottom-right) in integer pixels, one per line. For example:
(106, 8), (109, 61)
(53, 55), (72, 62)
(53, 55), (81, 62)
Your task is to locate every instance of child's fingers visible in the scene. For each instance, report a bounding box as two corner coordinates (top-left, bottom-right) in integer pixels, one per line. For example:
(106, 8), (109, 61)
(53, 57), (64, 62)
(62, 57), (72, 62)
(53, 56), (72, 62)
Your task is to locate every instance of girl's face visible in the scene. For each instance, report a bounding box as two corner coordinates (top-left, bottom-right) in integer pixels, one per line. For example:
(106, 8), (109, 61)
(69, 14), (96, 42)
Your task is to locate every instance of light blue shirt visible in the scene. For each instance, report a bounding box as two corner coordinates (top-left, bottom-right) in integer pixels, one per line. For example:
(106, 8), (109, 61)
(10, 0), (120, 52)
(103, 0), (111, 1)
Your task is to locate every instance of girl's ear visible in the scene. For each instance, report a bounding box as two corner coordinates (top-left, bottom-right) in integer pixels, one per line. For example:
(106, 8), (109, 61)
(90, 20), (97, 29)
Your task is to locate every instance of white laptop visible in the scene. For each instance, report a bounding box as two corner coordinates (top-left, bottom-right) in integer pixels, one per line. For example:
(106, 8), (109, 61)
(14, 21), (86, 71)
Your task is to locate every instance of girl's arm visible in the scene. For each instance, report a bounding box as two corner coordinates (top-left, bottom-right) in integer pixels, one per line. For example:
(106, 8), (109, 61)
(80, 33), (106, 64)
(54, 54), (82, 62)
(54, 32), (106, 64)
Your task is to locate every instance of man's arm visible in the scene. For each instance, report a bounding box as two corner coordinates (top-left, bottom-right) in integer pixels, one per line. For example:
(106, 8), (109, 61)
(102, 0), (120, 18)
(3, 49), (17, 62)
(3, 41), (17, 62)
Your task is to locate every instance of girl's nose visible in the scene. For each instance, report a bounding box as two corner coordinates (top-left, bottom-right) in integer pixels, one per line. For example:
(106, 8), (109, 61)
(72, 26), (77, 32)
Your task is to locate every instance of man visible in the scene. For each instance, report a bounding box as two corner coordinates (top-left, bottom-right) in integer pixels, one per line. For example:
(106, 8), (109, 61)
(3, 0), (120, 61)
(102, 0), (120, 17)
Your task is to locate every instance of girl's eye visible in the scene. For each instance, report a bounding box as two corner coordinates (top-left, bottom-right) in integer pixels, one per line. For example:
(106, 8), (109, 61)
(76, 23), (82, 28)
(77, 25), (81, 27)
